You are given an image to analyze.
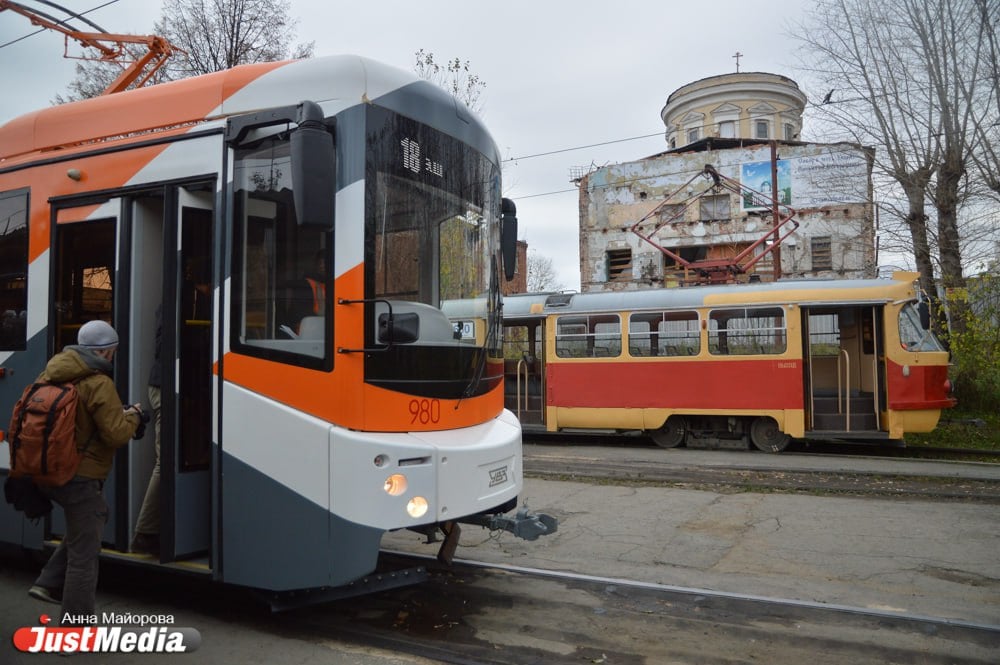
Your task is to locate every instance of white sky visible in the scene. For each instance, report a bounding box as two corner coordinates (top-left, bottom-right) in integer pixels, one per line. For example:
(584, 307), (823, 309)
(0, 0), (814, 290)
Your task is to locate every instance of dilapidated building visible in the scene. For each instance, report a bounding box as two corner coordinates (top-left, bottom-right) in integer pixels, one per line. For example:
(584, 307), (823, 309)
(577, 73), (877, 292)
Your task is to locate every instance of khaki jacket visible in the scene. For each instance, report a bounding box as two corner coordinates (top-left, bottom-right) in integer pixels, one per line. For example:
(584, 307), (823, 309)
(38, 346), (139, 480)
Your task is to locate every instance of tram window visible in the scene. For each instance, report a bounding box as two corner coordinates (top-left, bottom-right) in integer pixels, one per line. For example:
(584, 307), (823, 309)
(629, 311), (700, 357)
(503, 323), (541, 362)
(0, 190), (28, 350)
(808, 313), (840, 357)
(53, 219), (116, 354)
(231, 135), (331, 366)
(709, 307), (785, 355)
(555, 314), (621, 358)
(899, 303), (945, 351)
(439, 213), (485, 302)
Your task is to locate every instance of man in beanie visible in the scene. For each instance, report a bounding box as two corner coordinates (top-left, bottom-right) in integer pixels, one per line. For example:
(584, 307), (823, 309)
(27, 320), (143, 625)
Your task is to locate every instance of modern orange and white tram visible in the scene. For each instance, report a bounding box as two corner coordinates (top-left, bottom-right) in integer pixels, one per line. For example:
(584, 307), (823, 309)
(0, 55), (553, 606)
(502, 274), (956, 452)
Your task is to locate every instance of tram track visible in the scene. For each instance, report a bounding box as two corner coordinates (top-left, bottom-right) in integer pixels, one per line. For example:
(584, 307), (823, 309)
(522, 437), (1000, 502)
(265, 551), (1000, 665)
(524, 431), (1000, 463)
(5, 533), (995, 665)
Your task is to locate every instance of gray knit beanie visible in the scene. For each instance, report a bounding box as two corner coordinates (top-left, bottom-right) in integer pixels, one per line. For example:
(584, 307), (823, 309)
(78, 320), (119, 349)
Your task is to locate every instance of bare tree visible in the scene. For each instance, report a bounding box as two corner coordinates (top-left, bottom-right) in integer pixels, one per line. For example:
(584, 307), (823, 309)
(793, 0), (994, 333)
(414, 49), (486, 115)
(527, 250), (564, 293)
(907, 0), (992, 317)
(155, 0), (313, 78)
(962, 0), (1000, 199)
(57, 0), (313, 102)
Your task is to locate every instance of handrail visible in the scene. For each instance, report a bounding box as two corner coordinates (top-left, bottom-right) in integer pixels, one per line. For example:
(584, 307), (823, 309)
(871, 306), (881, 430)
(838, 349), (852, 431)
(806, 318), (815, 430)
(515, 358), (528, 419)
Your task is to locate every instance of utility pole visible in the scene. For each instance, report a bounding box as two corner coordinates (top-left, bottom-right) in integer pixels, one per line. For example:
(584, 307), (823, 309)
(770, 140), (782, 280)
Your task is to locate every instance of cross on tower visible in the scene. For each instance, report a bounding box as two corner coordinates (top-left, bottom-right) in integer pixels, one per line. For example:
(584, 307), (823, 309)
(733, 51), (743, 72)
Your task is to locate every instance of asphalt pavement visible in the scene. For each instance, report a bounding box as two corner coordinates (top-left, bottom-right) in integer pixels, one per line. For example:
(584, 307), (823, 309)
(2, 446), (997, 663)
(387, 446), (1000, 627)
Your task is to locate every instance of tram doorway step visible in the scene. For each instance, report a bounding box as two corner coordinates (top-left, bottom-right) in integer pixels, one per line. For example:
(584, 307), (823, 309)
(812, 394), (878, 431)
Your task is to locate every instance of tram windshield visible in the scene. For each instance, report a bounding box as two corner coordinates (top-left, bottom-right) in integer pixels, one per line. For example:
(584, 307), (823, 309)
(364, 105), (503, 399)
(899, 302), (945, 352)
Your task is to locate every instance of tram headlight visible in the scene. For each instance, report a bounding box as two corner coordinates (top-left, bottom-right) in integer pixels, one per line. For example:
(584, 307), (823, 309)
(384, 474), (407, 496)
(407, 496), (429, 518)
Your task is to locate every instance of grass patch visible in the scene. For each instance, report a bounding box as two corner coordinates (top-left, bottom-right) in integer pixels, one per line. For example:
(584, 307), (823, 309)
(906, 410), (1000, 451)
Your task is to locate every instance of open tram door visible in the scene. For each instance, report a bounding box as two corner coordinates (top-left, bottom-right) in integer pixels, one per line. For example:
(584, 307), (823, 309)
(155, 185), (215, 563)
(502, 314), (547, 429)
(50, 200), (123, 545)
(124, 184), (214, 564)
(801, 304), (887, 438)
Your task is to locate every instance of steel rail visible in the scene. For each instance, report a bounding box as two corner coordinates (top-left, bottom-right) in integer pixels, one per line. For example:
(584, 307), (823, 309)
(384, 549), (1000, 635)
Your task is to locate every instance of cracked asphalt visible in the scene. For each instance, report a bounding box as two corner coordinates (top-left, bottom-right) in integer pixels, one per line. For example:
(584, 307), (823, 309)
(384, 445), (1000, 626)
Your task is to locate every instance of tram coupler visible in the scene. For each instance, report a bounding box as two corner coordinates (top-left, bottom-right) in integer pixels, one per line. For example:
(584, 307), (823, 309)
(460, 506), (558, 541)
(436, 521), (461, 565)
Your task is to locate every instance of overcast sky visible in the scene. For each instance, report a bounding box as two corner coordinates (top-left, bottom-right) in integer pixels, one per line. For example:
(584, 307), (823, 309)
(0, 0), (813, 290)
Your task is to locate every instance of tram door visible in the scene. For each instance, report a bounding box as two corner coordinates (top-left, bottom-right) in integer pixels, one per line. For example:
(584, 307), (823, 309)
(802, 305), (884, 433)
(503, 318), (546, 427)
(51, 202), (122, 544)
(160, 186), (214, 561)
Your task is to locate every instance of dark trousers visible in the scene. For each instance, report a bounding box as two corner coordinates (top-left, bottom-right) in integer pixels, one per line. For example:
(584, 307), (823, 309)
(35, 477), (107, 624)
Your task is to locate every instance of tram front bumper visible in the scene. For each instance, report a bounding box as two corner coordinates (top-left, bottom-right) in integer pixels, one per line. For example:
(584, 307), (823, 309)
(330, 410), (525, 531)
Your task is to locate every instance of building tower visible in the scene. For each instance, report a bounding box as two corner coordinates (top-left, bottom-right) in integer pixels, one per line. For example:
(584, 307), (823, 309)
(661, 73), (808, 150)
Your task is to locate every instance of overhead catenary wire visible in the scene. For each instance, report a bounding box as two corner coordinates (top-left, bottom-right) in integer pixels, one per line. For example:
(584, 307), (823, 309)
(511, 142), (873, 203)
(503, 75), (985, 201)
(502, 93), (874, 165)
(0, 0), (120, 48)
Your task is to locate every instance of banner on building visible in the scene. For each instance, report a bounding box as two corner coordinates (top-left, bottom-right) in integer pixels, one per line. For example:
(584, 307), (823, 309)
(740, 146), (869, 210)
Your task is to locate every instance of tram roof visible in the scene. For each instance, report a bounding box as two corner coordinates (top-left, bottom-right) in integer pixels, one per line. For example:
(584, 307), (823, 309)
(502, 273), (920, 318)
(0, 54), (497, 165)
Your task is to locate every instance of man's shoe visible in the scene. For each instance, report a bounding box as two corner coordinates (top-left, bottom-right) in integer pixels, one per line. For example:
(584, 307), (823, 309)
(130, 532), (160, 556)
(28, 585), (62, 604)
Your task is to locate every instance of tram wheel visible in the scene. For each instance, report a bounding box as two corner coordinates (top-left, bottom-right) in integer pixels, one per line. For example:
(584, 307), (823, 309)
(749, 417), (790, 453)
(651, 416), (686, 448)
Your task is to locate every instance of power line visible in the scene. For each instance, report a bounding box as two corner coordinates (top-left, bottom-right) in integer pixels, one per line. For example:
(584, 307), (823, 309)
(503, 132), (664, 163)
(0, 0), (119, 49)
(502, 72), (996, 171)
(510, 142), (871, 202)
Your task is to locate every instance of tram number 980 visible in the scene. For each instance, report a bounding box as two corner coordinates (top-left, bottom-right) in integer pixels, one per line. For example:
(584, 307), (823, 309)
(409, 398), (441, 424)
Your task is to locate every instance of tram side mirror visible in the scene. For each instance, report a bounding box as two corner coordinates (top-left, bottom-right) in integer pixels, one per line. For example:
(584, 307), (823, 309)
(290, 101), (335, 229)
(918, 301), (931, 330)
(378, 312), (420, 345)
(501, 198), (518, 282)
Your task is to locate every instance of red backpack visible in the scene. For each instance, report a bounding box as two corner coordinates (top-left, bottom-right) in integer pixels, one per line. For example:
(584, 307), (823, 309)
(7, 380), (85, 487)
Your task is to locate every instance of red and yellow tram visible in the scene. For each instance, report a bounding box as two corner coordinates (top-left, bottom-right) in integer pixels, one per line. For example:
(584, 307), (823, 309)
(502, 273), (955, 452)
